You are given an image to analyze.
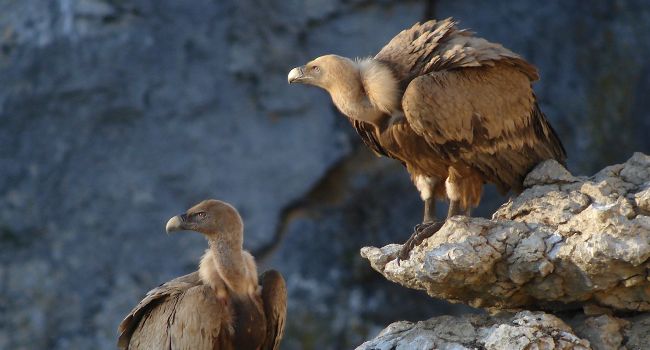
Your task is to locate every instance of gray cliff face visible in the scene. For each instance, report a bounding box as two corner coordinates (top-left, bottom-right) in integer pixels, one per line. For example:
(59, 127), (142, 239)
(1, 1), (649, 349)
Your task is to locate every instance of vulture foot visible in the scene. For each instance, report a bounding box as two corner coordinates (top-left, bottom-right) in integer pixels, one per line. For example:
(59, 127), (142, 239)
(397, 221), (444, 265)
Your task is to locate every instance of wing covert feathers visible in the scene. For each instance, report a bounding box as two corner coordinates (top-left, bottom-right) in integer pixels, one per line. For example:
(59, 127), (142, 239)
(117, 272), (230, 350)
(402, 63), (565, 193)
(375, 18), (538, 85)
(119, 270), (288, 350)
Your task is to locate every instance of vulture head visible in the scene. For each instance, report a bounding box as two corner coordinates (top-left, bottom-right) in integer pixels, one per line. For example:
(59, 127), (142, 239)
(289, 54), (400, 121)
(287, 54), (358, 90)
(165, 199), (243, 238)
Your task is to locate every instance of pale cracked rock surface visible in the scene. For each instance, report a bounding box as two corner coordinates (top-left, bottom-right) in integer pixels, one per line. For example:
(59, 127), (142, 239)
(361, 153), (650, 312)
(355, 311), (591, 350)
(357, 312), (650, 350)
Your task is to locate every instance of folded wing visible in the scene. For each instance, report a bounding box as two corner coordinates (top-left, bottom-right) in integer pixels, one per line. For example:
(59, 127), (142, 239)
(260, 270), (287, 350)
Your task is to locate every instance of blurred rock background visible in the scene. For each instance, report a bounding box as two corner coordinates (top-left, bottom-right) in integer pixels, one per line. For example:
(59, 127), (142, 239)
(0, 0), (648, 349)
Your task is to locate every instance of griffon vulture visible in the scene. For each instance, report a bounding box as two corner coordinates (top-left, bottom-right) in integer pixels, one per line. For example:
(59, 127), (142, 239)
(117, 199), (286, 350)
(288, 18), (566, 260)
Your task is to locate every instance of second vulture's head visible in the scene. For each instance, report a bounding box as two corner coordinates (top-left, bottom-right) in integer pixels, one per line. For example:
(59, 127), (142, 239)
(165, 199), (243, 239)
(287, 54), (357, 91)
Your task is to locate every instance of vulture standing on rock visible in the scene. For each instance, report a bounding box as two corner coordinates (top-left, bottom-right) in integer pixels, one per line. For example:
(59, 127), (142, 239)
(288, 18), (566, 261)
(117, 199), (286, 350)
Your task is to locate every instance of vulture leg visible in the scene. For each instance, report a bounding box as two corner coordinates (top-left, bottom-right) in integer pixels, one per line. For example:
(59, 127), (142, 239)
(398, 175), (478, 262)
(412, 197), (437, 232)
(398, 177), (445, 264)
(422, 197), (436, 223)
(447, 199), (463, 218)
(412, 175), (441, 231)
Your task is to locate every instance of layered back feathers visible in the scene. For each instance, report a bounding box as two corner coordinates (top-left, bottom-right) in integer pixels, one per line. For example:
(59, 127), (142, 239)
(375, 18), (539, 85)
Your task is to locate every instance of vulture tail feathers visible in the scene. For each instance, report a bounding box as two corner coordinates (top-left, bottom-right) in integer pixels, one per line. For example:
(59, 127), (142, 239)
(531, 101), (567, 166)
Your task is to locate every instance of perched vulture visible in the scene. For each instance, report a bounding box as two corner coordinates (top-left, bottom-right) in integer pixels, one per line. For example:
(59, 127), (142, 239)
(288, 18), (566, 260)
(117, 199), (286, 350)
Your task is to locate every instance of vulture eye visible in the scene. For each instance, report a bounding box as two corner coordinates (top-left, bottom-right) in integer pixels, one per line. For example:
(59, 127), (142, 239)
(196, 212), (207, 219)
(312, 66), (320, 73)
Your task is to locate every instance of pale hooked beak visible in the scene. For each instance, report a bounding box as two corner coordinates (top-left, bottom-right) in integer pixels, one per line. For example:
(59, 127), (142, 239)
(288, 66), (306, 84)
(165, 214), (187, 234)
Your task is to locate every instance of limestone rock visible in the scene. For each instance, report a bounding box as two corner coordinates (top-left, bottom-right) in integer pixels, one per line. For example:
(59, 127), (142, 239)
(361, 154), (650, 312)
(356, 311), (591, 350)
(358, 312), (650, 350)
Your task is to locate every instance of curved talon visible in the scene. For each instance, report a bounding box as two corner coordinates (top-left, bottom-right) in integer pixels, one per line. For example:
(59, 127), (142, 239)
(397, 243), (412, 262)
(414, 221), (439, 234)
(397, 221), (445, 265)
(413, 222), (430, 233)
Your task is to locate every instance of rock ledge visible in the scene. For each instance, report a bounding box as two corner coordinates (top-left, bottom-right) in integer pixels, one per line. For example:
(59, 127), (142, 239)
(361, 153), (650, 312)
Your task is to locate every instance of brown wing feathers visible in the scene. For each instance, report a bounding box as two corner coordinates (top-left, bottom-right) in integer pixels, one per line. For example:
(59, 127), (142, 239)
(376, 18), (539, 83)
(117, 272), (201, 349)
(350, 118), (390, 158)
(260, 270), (287, 350)
(118, 270), (287, 350)
(395, 23), (566, 195)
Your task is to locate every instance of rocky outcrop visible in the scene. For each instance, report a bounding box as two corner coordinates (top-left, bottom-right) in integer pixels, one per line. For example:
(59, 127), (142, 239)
(357, 312), (650, 350)
(362, 153), (650, 312)
(356, 311), (590, 350)
(360, 154), (650, 349)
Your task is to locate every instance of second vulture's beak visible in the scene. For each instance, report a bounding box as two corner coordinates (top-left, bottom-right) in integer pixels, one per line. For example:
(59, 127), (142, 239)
(288, 66), (306, 84)
(165, 214), (188, 234)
